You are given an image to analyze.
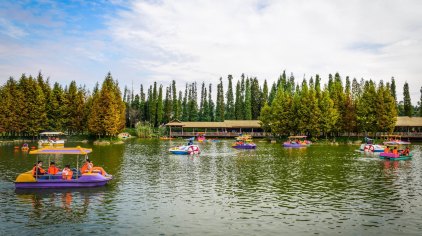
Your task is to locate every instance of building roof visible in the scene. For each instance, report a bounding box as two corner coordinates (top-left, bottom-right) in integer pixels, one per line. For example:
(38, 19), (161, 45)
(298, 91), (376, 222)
(396, 116), (422, 127)
(166, 117), (422, 129)
(166, 120), (261, 128)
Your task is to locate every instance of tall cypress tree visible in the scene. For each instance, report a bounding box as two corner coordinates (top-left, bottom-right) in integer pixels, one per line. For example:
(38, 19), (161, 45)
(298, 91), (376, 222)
(390, 77), (397, 104)
(244, 78), (252, 120)
(171, 80), (178, 121)
(250, 78), (262, 119)
(208, 83), (215, 121)
(235, 80), (242, 119)
(156, 85), (163, 126)
(403, 82), (412, 117)
(420, 86), (422, 117)
(181, 83), (188, 121)
(225, 75), (235, 119)
(215, 78), (225, 121)
(262, 79), (269, 106)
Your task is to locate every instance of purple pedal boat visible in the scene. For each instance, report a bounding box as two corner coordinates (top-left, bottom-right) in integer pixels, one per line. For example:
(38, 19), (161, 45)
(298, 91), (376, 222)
(15, 147), (112, 189)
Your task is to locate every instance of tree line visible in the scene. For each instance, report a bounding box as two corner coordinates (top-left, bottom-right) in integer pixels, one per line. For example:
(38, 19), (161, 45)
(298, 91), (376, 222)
(0, 70), (421, 138)
(0, 72), (125, 137)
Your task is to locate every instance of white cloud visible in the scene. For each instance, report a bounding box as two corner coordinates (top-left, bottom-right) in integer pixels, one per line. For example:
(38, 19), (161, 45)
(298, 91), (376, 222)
(104, 0), (422, 101)
(0, 0), (421, 103)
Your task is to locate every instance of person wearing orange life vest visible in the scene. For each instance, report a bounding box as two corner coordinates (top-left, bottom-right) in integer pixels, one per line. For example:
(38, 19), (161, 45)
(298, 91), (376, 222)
(384, 146), (390, 153)
(392, 147), (398, 155)
(47, 161), (60, 175)
(401, 146), (410, 156)
(81, 159), (108, 176)
(62, 165), (73, 180)
(32, 161), (46, 177)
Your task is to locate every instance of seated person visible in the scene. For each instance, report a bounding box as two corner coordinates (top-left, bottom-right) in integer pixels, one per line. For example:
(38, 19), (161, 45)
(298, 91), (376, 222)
(32, 161), (46, 177)
(48, 161), (60, 175)
(81, 159), (108, 176)
(384, 146), (390, 153)
(392, 147), (398, 155)
(401, 146), (410, 156)
(62, 165), (73, 180)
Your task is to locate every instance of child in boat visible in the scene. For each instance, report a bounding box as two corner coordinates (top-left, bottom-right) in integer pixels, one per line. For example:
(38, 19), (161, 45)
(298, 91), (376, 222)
(384, 146), (390, 153)
(62, 165), (73, 180)
(32, 161), (46, 177)
(48, 161), (60, 175)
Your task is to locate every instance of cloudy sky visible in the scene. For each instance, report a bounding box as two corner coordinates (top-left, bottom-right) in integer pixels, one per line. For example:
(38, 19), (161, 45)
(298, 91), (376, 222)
(0, 0), (421, 102)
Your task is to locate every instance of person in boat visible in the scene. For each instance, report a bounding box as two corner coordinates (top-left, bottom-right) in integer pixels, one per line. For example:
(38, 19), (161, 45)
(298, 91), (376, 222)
(81, 159), (108, 176)
(62, 165), (73, 180)
(32, 161), (46, 177)
(401, 146), (410, 156)
(187, 139), (193, 146)
(48, 161), (60, 175)
(384, 146), (390, 153)
(392, 147), (398, 155)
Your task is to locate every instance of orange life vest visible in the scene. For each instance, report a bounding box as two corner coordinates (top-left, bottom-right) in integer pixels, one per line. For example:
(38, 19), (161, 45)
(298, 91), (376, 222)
(384, 148), (390, 153)
(81, 163), (92, 173)
(48, 166), (59, 175)
(32, 166), (46, 176)
(62, 168), (73, 180)
(392, 149), (398, 155)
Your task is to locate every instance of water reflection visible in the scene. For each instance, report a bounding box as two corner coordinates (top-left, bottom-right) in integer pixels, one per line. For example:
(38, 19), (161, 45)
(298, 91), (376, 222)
(15, 187), (107, 225)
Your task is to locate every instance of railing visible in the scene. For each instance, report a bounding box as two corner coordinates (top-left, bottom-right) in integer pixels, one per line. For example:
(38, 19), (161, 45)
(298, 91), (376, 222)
(169, 132), (269, 138)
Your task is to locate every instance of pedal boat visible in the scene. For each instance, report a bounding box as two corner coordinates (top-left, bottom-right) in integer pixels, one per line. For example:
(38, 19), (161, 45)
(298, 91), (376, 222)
(283, 136), (311, 147)
(379, 152), (412, 161)
(15, 147), (112, 189)
(169, 145), (201, 155)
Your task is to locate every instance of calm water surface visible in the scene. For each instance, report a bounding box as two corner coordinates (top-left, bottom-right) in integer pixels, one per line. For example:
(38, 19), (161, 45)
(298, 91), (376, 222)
(0, 139), (421, 235)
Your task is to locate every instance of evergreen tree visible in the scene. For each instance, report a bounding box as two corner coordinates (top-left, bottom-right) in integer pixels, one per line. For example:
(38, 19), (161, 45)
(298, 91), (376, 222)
(215, 78), (225, 121)
(390, 77), (397, 104)
(208, 83), (215, 121)
(244, 78), (252, 120)
(156, 85), (163, 126)
(319, 88), (339, 138)
(420, 86), (422, 117)
(50, 82), (67, 131)
(250, 78), (261, 119)
(172, 80), (178, 120)
(163, 87), (172, 124)
(225, 75), (235, 119)
(235, 80), (242, 119)
(188, 83), (199, 121)
(181, 84), (188, 121)
(262, 79), (269, 106)
(268, 82), (277, 105)
(356, 80), (377, 133)
(403, 82), (412, 117)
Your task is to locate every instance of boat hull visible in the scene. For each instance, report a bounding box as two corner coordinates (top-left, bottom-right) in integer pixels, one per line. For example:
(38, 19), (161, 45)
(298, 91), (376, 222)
(283, 143), (310, 147)
(383, 141), (411, 145)
(232, 145), (256, 149)
(359, 144), (385, 152)
(15, 173), (112, 189)
(169, 145), (200, 155)
(379, 152), (412, 160)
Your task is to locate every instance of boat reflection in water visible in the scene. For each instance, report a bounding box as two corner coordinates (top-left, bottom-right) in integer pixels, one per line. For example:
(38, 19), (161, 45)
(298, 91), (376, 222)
(15, 187), (108, 224)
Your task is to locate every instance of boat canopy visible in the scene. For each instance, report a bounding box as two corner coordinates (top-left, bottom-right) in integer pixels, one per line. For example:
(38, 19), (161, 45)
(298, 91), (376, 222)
(29, 147), (92, 155)
(288, 136), (307, 139)
(39, 132), (65, 136)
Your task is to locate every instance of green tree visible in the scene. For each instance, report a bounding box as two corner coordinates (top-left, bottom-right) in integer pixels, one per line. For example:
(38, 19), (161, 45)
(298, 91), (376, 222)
(215, 78), (225, 121)
(225, 75), (235, 119)
(156, 85), (163, 126)
(403, 82), (412, 117)
(244, 78), (252, 120)
(319, 88), (339, 139)
(250, 78), (261, 119)
(208, 83), (215, 121)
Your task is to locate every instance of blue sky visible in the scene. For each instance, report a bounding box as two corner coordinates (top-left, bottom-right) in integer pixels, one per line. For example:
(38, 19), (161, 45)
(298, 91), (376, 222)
(0, 0), (421, 103)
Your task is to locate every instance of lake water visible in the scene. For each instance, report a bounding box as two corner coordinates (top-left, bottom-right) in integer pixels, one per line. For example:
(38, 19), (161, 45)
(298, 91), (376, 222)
(0, 139), (421, 235)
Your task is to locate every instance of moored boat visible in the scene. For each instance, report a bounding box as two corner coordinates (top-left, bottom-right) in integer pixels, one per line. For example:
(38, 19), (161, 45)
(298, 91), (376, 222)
(15, 147), (112, 189)
(283, 136), (311, 147)
(38, 131), (65, 146)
